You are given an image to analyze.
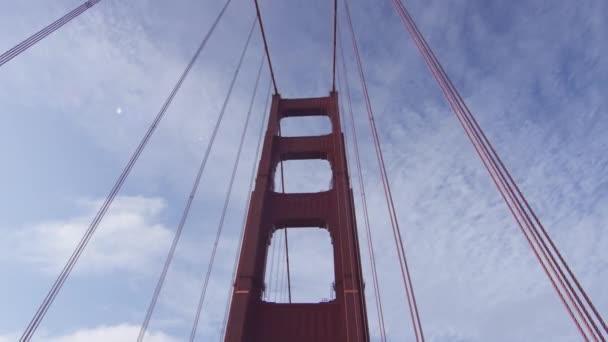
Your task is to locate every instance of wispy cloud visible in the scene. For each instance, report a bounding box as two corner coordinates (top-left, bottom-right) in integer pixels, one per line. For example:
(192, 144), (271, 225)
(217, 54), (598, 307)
(1, 0), (607, 341)
(2, 196), (171, 274)
(29, 324), (176, 342)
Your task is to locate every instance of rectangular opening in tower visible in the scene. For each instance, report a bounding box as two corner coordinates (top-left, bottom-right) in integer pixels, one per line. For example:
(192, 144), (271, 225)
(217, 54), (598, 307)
(280, 115), (332, 137)
(274, 159), (332, 193)
(263, 227), (335, 304)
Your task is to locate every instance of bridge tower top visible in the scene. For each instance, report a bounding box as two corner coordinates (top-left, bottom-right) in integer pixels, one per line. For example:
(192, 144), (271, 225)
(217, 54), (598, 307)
(225, 91), (370, 342)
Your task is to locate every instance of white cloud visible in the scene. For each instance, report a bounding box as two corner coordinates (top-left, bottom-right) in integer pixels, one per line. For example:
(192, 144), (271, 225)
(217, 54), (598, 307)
(1, 0), (607, 341)
(38, 324), (176, 342)
(4, 196), (172, 274)
(0, 335), (16, 342)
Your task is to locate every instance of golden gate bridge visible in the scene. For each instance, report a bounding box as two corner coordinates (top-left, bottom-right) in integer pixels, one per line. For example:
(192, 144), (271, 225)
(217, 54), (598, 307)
(2, 0), (606, 341)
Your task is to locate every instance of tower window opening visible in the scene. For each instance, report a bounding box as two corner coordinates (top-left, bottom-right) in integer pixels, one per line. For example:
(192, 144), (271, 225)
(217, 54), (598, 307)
(279, 115), (332, 137)
(274, 159), (332, 193)
(263, 227), (335, 303)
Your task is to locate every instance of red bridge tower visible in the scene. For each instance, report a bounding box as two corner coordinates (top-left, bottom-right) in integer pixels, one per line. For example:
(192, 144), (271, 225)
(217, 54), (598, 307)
(225, 92), (370, 341)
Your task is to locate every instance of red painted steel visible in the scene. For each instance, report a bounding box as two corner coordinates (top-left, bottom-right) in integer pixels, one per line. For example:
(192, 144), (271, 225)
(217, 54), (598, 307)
(225, 92), (370, 341)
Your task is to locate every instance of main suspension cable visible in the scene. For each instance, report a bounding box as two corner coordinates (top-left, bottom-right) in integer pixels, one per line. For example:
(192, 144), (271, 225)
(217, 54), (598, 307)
(391, 0), (606, 340)
(189, 34), (262, 342)
(253, 0), (279, 95)
(19, 1), (232, 340)
(219, 79), (272, 341)
(136, 6), (250, 342)
(331, 0), (339, 91)
(337, 34), (387, 341)
(343, 0), (425, 340)
(0, 0), (102, 67)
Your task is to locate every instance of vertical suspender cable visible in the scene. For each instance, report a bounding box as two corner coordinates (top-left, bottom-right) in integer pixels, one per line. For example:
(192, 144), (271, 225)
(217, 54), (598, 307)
(274, 227), (285, 302)
(330, 64), (364, 342)
(332, 0), (339, 91)
(337, 34), (387, 341)
(219, 79), (272, 341)
(280, 239), (289, 303)
(136, 5), (249, 342)
(266, 225), (279, 300)
(280, 233), (290, 303)
(330, 114), (357, 342)
(189, 31), (262, 342)
(343, 0), (425, 340)
(0, 0), (102, 67)
(277, 125), (292, 303)
(253, 0), (279, 95)
(336, 72), (380, 342)
(19, 1), (233, 340)
(265, 225), (278, 300)
(282, 223), (292, 303)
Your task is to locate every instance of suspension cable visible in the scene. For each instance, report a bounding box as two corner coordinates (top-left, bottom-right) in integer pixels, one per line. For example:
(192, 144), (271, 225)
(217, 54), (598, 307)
(394, 0), (602, 337)
(280, 237), (289, 303)
(189, 35), (262, 342)
(277, 125), (293, 303)
(391, 1), (606, 340)
(343, 1), (425, 340)
(253, 0), (279, 95)
(330, 58), (364, 342)
(265, 227), (277, 300)
(336, 40), (371, 340)
(266, 225), (279, 300)
(337, 34), (387, 341)
(219, 79), (272, 341)
(283, 226), (292, 303)
(18, 2), (232, 340)
(274, 227), (285, 302)
(135, 7), (250, 342)
(0, 0), (102, 67)
(331, 0), (338, 91)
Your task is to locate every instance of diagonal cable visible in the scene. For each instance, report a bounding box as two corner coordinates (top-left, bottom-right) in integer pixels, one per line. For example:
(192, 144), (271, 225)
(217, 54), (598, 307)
(136, 14), (255, 342)
(343, 0), (425, 340)
(332, 0), (338, 91)
(337, 35), (387, 341)
(19, 1), (233, 340)
(253, 0), (279, 94)
(219, 79), (272, 341)
(1, 0), (102, 67)
(189, 39), (264, 342)
(391, 0), (606, 339)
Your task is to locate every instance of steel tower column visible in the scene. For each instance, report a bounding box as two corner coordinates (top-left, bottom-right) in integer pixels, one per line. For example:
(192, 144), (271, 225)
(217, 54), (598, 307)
(225, 92), (369, 341)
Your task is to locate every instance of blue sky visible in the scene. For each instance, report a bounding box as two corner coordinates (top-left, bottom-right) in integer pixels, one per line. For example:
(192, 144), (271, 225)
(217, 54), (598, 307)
(1, 0), (607, 341)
